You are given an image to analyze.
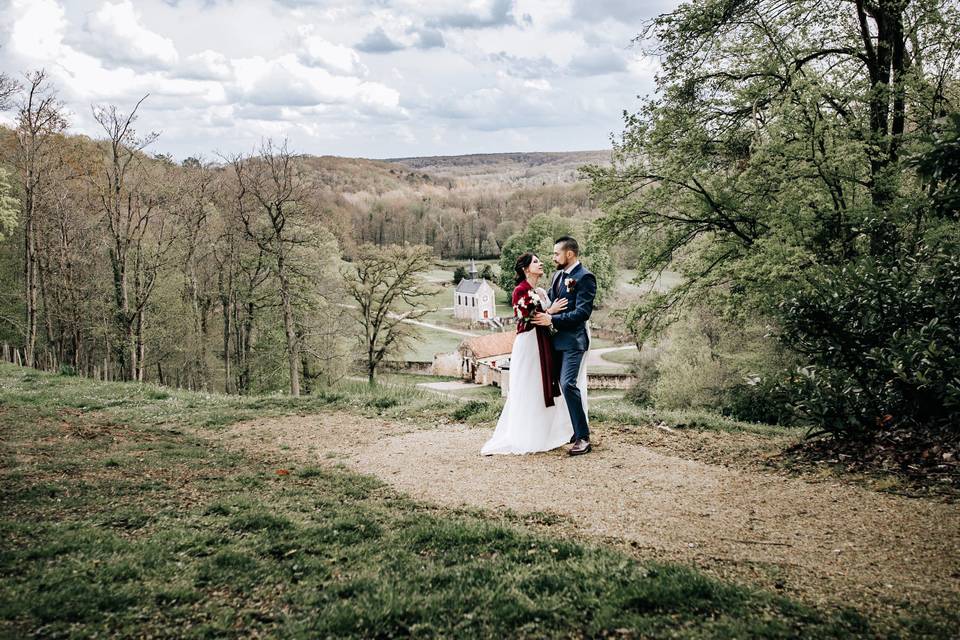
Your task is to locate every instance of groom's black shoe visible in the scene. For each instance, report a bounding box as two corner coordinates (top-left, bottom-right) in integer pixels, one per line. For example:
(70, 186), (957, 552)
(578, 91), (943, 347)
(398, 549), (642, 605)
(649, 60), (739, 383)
(569, 434), (576, 444)
(569, 439), (591, 456)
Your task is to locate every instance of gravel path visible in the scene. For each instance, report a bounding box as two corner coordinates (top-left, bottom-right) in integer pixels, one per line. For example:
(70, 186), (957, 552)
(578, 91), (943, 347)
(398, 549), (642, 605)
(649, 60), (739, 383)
(210, 412), (960, 616)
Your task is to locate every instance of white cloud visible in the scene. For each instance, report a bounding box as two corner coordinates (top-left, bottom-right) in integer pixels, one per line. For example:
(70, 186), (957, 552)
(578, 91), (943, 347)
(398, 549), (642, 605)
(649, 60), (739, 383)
(82, 0), (179, 69)
(7, 0), (67, 60)
(229, 54), (403, 117)
(297, 26), (367, 76)
(0, 0), (679, 158)
(179, 50), (234, 81)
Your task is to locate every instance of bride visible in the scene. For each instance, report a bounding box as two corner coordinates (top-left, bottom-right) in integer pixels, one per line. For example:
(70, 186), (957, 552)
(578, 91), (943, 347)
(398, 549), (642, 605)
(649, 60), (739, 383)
(481, 252), (588, 455)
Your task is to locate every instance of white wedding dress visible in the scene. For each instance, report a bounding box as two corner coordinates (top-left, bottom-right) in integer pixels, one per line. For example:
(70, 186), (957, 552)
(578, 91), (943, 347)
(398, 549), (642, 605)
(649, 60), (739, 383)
(481, 291), (589, 456)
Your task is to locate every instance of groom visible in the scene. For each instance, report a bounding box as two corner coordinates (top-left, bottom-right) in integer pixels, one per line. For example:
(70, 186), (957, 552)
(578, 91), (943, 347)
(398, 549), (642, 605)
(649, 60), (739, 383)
(533, 236), (596, 456)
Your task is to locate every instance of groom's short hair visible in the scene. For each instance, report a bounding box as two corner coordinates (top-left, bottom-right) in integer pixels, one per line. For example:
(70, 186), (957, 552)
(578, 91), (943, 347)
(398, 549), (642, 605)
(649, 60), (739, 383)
(555, 236), (579, 255)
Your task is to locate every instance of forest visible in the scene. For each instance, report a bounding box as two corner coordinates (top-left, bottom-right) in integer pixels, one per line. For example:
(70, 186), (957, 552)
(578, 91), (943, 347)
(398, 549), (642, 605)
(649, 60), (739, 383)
(0, 71), (603, 395)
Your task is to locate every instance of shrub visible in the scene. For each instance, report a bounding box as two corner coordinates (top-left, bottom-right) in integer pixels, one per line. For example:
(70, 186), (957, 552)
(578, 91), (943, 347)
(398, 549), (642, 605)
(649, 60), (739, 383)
(452, 400), (493, 421)
(721, 375), (796, 425)
(778, 244), (960, 439)
(625, 358), (659, 406)
(650, 307), (789, 414)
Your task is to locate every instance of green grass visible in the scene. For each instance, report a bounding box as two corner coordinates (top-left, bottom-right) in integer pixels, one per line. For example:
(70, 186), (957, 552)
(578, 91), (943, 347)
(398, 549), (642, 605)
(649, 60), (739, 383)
(590, 398), (805, 437)
(399, 326), (467, 362)
(601, 347), (643, 365)
(0, 364), (951, 638)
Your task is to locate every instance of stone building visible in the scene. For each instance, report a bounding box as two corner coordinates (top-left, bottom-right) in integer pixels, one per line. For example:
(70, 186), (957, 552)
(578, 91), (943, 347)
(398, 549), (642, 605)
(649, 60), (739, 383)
(457, 332), (515, 386)
(453, 261), (497, 322)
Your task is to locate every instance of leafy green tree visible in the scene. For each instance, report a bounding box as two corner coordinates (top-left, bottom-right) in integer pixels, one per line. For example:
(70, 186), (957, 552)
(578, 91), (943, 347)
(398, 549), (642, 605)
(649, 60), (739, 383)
(0, 168), (17, 241)
(343, 244), (434, 384)
(588, 0), (960, 339)
(588, 0), (960, 438)
(452, 265), (468, 284)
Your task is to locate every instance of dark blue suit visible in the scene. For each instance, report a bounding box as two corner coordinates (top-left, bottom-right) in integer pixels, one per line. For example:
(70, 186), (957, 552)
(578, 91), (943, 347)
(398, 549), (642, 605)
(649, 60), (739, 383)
(547, 262), (596, 441)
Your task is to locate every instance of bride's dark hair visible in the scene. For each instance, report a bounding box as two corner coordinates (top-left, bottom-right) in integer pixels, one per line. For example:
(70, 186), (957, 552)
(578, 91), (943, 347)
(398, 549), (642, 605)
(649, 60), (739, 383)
(514, 252), (536, 286)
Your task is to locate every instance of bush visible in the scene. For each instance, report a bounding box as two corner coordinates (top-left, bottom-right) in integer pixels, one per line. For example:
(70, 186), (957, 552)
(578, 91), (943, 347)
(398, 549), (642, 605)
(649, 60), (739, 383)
(721, 375), (795, 425)
(453, 266), (468, 284)
(778, 244), (960, 439)
(452, 400), (493, 421)
(625, 358), (659, 406)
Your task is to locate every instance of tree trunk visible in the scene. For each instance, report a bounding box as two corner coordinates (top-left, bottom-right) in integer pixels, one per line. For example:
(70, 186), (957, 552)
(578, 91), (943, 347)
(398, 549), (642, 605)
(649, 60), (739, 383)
(24, 188), (37, 368)
(135, 309), (145, 382)
(278, 266), (300, 396)
(221, 289), (232, 393)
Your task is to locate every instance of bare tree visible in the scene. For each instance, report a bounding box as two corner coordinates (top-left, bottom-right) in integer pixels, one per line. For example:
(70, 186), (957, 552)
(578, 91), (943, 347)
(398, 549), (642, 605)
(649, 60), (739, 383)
(13, 70), (67, 368)
(33, 139), (94, 372)
(228, 140), (328, 396)
(176, 159), (218, 389)
(92, 96), (177, 381)
(0, 73), (19, 111)
(343, 244), (434, 384)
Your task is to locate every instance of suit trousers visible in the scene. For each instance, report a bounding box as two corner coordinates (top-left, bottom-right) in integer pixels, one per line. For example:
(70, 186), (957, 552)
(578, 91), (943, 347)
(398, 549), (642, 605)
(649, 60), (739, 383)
(556, 348), (589, 440)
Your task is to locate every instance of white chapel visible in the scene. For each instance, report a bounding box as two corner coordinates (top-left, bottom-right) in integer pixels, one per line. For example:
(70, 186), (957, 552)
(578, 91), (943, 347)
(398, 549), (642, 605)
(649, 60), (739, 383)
(453, 261), (497, 322)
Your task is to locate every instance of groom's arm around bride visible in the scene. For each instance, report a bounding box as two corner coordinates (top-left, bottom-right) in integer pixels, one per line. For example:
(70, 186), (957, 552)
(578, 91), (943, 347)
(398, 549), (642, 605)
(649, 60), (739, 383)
(547, 272), (596, 336)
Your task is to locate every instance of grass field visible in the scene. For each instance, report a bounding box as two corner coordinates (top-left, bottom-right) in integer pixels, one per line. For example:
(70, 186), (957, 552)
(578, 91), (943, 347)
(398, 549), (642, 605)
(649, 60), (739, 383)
(400, 328), (466, 363)
(0, 364), (927, 638)
(601, 347), (643, 365)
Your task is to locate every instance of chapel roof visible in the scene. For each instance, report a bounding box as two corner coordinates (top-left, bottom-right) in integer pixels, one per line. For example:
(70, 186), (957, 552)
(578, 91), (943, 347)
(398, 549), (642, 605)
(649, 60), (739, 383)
(455, 278), (486, 294)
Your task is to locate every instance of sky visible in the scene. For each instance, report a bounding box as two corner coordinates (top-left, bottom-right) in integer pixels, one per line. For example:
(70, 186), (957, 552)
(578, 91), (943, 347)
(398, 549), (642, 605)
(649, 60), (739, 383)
(0, 0), (682, 160)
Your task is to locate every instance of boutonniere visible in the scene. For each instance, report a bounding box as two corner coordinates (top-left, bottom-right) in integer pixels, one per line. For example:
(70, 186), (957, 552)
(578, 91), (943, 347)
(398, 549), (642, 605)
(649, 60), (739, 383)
(565, 277), (577, 292)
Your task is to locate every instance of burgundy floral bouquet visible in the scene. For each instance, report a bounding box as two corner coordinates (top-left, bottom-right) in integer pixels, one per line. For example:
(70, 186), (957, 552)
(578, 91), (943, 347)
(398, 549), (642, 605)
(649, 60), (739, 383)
(513, 288), (545, 332)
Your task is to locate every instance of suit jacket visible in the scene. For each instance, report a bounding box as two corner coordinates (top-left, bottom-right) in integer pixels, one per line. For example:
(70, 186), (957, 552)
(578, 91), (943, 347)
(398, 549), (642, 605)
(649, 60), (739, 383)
(547, 262), (596, 352)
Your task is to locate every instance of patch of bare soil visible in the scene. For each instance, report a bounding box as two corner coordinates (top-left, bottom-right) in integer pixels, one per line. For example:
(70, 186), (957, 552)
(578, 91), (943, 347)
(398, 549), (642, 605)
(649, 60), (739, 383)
(206, 412), (960, 618)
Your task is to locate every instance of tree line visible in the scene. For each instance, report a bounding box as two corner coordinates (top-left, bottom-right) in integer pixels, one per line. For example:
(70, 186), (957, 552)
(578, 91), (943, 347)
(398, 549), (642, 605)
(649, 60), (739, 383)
(0, 70), (604, 394)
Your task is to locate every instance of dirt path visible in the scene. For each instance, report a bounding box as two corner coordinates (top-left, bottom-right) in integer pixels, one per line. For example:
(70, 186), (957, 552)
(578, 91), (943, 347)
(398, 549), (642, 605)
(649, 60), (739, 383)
(209, 413), (960, 616)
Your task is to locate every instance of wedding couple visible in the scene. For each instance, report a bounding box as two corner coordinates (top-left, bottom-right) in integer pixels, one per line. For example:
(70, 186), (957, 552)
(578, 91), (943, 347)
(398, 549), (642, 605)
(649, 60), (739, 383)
(481, 236), (596, 457)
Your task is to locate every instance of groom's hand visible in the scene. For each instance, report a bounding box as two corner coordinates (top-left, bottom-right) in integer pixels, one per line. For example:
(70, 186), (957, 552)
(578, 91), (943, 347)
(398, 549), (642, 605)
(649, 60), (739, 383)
(532, 312), (552, 327)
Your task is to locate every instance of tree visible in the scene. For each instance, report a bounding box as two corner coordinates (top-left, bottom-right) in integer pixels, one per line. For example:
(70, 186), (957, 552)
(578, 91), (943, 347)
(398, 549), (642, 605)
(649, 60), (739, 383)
(453, 265), (468, 284)
(12, 71), (67, 369)
(588, 0), (960, 438)
(0, 73), (17, 110)
(587, 0), (960, 339)
(0, 169), (17, 241)
(92, 96), (176, 381)
(229, 140), (320, 396)
(343, 244), (433, 384)
(175, 159), (218, 389)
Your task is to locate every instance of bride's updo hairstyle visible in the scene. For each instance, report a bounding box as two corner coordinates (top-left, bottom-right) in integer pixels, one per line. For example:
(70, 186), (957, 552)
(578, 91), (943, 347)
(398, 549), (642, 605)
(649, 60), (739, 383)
(514, 252), (535, 286)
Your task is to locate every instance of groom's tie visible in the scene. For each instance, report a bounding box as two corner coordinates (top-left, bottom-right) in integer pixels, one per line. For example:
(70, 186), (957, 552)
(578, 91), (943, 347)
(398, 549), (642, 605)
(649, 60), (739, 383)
(551, 271), (562, 299)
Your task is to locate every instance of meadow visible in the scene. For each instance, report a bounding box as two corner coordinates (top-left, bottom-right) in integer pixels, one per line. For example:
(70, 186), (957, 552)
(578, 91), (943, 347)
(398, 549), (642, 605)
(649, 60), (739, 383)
(2, 364), (956, 638)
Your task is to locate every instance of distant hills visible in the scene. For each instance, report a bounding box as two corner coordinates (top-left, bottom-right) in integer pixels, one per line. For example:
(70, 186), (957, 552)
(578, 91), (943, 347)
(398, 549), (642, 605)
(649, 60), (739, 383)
(382, 150), (611, 187)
